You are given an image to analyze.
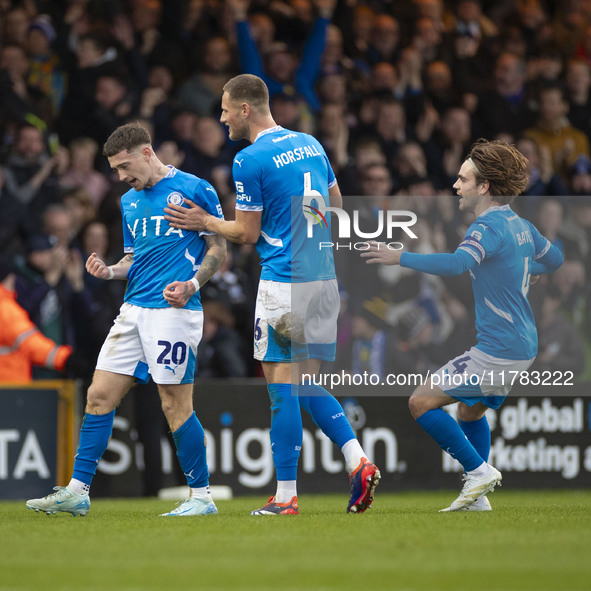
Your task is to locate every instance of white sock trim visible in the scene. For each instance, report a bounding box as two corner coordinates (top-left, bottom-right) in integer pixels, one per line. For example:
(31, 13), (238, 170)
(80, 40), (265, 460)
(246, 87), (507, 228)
(68, 478), (90, 495)
(341, 439), (367, 473)
(275, 480), (297, 503)
(190, 486), (212, 500)
(467, 462), (488, 477)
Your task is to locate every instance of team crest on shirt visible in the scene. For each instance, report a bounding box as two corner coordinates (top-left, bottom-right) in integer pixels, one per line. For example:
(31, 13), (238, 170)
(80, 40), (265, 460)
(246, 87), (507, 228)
(167, 192), (184, 206)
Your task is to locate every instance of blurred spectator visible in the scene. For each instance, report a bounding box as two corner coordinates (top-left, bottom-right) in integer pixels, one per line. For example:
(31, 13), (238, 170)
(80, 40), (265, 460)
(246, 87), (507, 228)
(138, 63), (178, 141)
(0, 166), (27, 258)
(337, 169), (398, 307)
(527, 44), (565, 93)
(2, 124), (67, 229)
(16, 232), (94, 379)
(434, 105), (473, 184)
(175, 115), (235, 195)
(502, 0), (550, 52)
(372, 95), (411, 162)
(229, 0), (336, 113)
(2, 5), (31, 46)
(357, 163), (394, 208)
(535, 198), (568, 253)
(574, 22), (591, 65)
(0, 44), (53, 140)
(424, 60), (463, 114)
(523, 84), (591, 182)
(341, 297), (409, 378)
(316, 71), (348, 106)
(411, 16), (444, 64)
(392, 141), (430, 192)
(473, 52), (535, 139)
(552, 0), (590, 58)
(339, 4), (374, 62)
(0, 255), (88, 383)
(176, 35), (236, 117)
(517, 137), (569, 196)
(200, 245), (256, 356)
(565, 56), (591, 143)
(551, 257), (587, 327)
(197, 300), (248, 378)
(532, 284), (585, 376)
(568, 154), (591, 195)
(25, 14), (67, 119)
(516, 137), (569, 220)
(58, 29), (128, 143)
(89, 72), (137, 143)
(62, 188), (97, 238)
(414, 0), (453, 33)
(78, 219), (111, 264)
(566, 196), (591, 284)
(451, 0), (499, 40)
(317, 101), (349, 171)
(337, 135), (387, 196)
(59, 136), (110, 207)
(269, 91), (313, 134)
(441, 0), (497, 97)
(169, 108), (198, 153)
(42, 203), (77, 248)
(76, 218), (126, 362)
(365, 14), (401, 66)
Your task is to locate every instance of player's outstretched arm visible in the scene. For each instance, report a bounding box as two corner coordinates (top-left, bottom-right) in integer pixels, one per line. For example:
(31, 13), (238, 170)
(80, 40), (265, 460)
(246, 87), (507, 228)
(164, 198), (210, 231)
(86, 252), (132, 280)
(163, 234), (227, 308)
(165, 198), (261, 244)
(360, 241), (403, 265)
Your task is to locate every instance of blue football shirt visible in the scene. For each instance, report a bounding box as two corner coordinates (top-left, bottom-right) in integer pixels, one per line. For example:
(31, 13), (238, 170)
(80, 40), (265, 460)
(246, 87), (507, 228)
(121, 166), (223, 310)
(233, 126), (336, 283)
(457, 204), (552, 360)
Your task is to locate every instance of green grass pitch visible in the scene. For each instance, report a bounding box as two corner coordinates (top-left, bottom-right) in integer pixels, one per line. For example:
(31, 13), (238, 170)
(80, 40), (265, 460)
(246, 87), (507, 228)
(2, 490), (590, 591)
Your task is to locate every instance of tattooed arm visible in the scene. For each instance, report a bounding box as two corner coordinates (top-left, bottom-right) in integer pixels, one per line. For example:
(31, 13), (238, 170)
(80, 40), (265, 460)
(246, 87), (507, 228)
(163, 234), (227, 308)
(86, 252), (133, 280)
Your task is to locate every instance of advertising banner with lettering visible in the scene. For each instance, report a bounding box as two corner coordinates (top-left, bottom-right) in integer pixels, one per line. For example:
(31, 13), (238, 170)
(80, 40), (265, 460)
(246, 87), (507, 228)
(87, 381), (591, 498)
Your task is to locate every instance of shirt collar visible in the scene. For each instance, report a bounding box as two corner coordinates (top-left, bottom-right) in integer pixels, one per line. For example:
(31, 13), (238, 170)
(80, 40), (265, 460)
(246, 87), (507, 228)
(254, 125), (284, 143)
(479, 204), (512, 218)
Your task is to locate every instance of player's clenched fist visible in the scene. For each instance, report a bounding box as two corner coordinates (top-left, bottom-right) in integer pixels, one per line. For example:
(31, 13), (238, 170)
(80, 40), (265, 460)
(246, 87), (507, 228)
(86, 252), (113, 279)
(163, 280), (197, 308)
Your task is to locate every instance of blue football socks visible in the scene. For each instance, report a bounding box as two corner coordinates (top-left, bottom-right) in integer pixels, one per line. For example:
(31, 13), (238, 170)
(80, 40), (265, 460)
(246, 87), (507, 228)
(416, 408), (484, 472)
(268, 383), (301, 481)
(299, 384), (356, 448)
(172, 411), (209, 488)
(72, 410), (116, 486)
(460, 415), (491, 462)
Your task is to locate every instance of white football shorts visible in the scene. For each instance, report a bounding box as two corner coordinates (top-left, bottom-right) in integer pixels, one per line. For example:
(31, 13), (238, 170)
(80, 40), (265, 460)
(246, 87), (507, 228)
(431, 346), (535, 409)
(96, 302), (203, 384)
(254, 279), (339, 362)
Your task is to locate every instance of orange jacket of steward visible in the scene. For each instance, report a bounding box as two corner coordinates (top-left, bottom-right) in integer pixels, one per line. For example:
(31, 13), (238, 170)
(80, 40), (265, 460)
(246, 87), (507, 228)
(0, 283), (72, 383)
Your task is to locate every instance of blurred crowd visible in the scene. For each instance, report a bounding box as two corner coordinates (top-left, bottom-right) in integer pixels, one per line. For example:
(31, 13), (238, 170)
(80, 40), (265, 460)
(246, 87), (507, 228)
(1, 0), (590, 382)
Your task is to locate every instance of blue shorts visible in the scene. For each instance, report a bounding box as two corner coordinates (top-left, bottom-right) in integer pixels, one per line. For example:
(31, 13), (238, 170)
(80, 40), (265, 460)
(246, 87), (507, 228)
(431, 347), (535, 409)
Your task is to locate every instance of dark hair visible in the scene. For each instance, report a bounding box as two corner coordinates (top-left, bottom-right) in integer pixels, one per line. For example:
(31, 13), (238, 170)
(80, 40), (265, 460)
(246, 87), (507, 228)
(103, 122), (151, 157)
(467, 139), (529, 204)
(222, 74), (269, 111)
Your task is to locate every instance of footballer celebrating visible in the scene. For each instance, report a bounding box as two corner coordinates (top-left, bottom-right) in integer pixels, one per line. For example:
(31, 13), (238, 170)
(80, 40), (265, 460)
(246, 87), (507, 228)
(27, 123), (226, 517)
(363, 139), (563, 512)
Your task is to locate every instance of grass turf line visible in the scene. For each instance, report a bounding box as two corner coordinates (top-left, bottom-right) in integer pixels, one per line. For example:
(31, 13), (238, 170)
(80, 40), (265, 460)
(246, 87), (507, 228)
(1, 490), (590, 591)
